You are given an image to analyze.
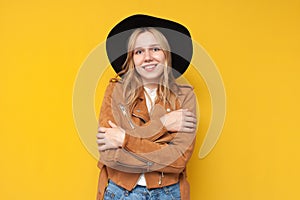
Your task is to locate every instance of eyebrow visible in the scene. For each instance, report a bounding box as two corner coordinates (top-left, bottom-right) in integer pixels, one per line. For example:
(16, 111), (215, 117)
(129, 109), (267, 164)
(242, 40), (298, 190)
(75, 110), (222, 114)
(133, 44), (161, 49)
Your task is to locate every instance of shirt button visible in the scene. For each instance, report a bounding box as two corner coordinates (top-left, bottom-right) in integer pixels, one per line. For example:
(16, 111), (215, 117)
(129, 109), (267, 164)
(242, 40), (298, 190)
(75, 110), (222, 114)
(137, 109), (140, 112)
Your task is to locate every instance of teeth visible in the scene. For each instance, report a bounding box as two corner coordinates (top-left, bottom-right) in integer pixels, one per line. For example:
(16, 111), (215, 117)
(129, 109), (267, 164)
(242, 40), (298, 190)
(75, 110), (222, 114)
(144, 64), (156, 70)
(145, 66), (154, 69)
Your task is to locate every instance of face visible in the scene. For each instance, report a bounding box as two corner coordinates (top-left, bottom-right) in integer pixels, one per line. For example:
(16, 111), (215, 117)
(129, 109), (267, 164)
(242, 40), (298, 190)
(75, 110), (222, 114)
(133, 31), (166, 86)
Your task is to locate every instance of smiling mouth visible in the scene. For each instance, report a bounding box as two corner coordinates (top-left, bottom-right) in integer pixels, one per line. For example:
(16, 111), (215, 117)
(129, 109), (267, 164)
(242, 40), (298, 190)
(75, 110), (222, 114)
(142, 64), (158, 71)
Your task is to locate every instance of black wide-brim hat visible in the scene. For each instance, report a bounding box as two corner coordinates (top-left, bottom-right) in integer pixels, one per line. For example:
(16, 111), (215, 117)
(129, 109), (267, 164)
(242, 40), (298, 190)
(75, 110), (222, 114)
(106, 14), (193, 78)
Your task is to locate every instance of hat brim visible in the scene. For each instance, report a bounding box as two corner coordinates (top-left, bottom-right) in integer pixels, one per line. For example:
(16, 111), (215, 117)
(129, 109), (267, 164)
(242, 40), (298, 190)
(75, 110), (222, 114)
(106, 14), (193, 78)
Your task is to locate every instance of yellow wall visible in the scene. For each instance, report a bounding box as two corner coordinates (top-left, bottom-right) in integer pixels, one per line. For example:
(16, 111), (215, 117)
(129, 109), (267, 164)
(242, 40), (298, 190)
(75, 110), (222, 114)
(1, 0), (300, 199)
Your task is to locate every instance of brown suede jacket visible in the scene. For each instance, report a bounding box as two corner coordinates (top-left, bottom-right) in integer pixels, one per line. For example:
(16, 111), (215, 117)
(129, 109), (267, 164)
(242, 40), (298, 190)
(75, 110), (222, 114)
(97, 80), (197, 200)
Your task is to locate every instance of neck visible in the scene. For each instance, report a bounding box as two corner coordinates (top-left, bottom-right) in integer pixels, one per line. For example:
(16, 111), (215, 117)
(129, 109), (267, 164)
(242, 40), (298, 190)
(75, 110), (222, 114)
(143, 83), (158, 89)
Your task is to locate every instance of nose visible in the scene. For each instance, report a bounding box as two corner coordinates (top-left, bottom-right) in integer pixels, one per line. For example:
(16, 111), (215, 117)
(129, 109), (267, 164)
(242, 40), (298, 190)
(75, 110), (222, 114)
(144, 49), (153, 62)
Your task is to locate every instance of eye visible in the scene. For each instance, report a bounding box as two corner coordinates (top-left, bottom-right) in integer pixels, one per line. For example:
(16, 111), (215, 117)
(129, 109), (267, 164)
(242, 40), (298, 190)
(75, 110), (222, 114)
(152, 47), (161, 52)
(134, 49), (143, 55)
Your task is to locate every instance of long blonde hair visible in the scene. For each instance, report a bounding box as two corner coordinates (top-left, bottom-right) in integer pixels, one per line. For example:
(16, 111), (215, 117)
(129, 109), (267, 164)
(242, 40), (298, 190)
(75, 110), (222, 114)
(112, 27), (178, 110)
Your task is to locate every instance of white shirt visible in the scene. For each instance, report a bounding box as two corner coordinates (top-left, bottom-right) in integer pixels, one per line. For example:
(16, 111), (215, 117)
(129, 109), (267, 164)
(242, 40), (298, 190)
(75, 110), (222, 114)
(144, 86), (157, 113)
(136, 87), (157, 186)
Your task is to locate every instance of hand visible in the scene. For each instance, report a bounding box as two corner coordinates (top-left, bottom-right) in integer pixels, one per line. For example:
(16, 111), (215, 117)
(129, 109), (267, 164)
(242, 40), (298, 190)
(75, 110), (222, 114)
(160, 109), (197, 133)
(97, 120), (126, 151)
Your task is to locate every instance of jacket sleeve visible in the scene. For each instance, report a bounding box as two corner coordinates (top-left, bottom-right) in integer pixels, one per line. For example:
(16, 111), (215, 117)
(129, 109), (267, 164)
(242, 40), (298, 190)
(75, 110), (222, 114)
(98, 81), (119, 128)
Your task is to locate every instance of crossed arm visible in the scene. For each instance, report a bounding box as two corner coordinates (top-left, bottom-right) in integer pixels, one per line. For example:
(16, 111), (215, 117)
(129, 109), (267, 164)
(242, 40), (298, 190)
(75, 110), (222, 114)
(96, 82), (197, 173)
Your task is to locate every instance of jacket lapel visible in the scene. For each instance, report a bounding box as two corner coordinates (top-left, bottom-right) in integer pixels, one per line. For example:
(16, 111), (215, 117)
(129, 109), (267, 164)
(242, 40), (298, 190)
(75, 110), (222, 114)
(131, 89), (150, 123)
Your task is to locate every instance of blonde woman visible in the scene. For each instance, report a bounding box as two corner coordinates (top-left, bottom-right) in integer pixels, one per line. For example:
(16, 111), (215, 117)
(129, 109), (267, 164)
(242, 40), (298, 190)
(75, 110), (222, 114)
(96, 14), (197, 200)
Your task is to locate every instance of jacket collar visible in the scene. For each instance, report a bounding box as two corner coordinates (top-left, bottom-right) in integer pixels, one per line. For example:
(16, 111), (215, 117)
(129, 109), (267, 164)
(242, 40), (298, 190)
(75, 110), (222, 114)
(131, 88), (150, 122)
(131, 86), (174, 122)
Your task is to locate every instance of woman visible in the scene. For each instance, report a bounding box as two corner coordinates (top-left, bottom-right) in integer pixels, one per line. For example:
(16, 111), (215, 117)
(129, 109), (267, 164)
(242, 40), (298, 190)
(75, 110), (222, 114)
(96, 14), (197, 200)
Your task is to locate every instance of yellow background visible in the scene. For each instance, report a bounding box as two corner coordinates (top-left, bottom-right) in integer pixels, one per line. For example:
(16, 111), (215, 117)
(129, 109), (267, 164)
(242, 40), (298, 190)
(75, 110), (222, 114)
(1, 0), (300, 199)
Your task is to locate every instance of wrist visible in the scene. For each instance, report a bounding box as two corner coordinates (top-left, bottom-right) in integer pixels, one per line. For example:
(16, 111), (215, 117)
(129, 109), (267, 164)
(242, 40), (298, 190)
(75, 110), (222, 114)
(119, 129), (126, 147)
(160, 115), (167, 127)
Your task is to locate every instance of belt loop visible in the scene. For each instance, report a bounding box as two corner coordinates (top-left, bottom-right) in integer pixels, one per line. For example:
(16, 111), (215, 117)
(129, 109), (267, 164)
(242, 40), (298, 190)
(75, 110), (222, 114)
(163, 185), (169, 194)
(124, 190), (129, 197)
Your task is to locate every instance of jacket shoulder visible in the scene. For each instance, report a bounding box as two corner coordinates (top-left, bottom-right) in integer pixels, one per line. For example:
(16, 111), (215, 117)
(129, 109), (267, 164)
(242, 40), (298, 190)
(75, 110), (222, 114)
(105, 79), (123, 90)
(177, 83), (194, 95)
(177, 83), (194, 89)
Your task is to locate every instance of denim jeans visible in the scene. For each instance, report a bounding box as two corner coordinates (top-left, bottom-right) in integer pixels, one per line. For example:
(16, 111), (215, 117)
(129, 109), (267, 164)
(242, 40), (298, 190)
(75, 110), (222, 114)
(104, 180), (181, 200)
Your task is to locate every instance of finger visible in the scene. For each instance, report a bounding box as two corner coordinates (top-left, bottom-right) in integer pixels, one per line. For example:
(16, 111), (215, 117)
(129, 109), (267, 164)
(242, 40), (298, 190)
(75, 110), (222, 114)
(184, 116), (197, 123)
(98, 127), (107, 132)
(98, 144), (116, 151)
(96, 132), (106, 139)
(98, 144), (108, 151)
(184, 121), (196, 129)
(181, 127), (196, 133)
(183, 111), (195, 117)
(96, 138), (106, 145)
(108, 120), (117, 128)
